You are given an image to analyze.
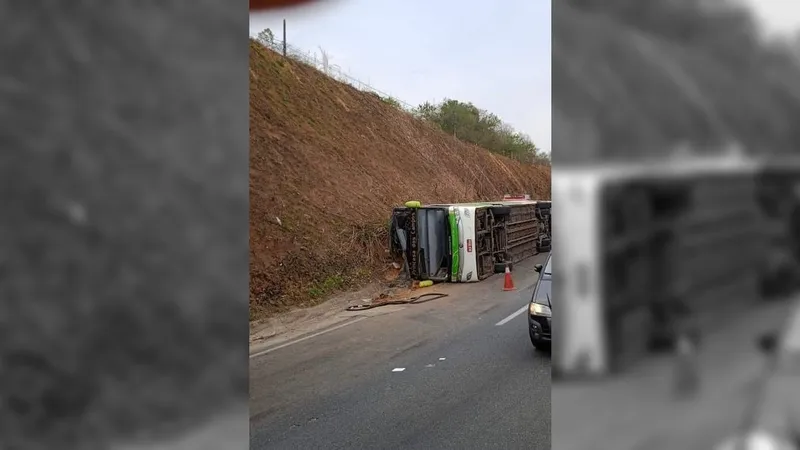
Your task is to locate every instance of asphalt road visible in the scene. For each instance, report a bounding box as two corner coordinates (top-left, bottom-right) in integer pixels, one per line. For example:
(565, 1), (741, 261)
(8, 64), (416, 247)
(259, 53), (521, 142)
(250, 253), (551, 450)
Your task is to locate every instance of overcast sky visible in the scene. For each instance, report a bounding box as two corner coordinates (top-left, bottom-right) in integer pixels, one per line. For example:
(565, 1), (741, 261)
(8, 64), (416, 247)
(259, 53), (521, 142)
(250, 1), (800, 156)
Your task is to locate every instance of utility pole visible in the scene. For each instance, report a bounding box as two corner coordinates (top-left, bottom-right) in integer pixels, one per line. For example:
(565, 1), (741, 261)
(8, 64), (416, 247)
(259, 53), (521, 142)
(282, 19), (287, 56)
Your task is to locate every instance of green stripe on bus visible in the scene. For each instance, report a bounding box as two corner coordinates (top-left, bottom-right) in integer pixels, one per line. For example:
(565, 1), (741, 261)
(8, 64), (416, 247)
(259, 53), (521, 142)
(449, 210), (459, 281)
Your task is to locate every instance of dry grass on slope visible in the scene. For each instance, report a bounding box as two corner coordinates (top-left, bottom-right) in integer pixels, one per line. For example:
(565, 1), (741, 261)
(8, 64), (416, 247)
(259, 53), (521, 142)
(249, 41), (550, 318)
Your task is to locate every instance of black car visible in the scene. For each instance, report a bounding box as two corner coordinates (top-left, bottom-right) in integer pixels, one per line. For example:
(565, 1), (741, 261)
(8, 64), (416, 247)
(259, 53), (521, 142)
(529, 254), (552, 351)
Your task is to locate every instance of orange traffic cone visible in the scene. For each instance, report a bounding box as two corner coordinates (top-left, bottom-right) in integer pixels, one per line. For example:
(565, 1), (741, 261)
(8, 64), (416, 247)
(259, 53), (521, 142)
(503, 264), (515, 291)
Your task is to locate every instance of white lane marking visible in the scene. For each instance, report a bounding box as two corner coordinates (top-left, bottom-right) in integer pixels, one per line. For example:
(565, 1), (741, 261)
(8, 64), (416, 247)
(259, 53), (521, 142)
(438, 357), (446, 361)
(249, 317), (368, 359)
(496, 305), (528, 326)
(425, 364), (435, 368)
(392, 368), (406, 372)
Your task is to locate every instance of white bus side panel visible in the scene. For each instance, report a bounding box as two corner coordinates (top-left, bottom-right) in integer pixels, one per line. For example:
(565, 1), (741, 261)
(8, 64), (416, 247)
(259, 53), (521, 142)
(458, 206), (479, 282)
(552, 170), (609, 376)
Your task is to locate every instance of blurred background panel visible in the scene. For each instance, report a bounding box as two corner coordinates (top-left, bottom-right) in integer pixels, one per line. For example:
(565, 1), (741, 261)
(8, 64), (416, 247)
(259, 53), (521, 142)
(552, 0), (800, 164)
(551, 0), (800, 448)
(1, 2), (249, 449)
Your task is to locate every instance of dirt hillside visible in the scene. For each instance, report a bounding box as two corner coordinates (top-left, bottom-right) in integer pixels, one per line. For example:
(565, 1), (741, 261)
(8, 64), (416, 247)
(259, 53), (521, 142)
(250, 40), (551, 319)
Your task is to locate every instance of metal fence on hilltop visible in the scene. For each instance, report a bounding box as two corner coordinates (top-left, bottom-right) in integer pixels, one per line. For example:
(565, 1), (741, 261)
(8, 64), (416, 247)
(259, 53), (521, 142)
(257, 37), (416, 112)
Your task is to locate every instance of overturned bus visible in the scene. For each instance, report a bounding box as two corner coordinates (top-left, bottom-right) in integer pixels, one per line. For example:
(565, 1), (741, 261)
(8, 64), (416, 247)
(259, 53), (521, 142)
(389, 198), (551, 283)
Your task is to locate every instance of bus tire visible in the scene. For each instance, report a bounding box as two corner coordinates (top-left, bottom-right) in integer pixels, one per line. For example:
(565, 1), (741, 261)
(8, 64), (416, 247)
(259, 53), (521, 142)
(494, 262), (512, 273)
(490, 206), (511, 217)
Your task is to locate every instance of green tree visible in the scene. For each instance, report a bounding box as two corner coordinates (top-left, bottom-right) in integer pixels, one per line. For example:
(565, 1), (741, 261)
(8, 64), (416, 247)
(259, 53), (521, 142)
(414, 98), (545, 164)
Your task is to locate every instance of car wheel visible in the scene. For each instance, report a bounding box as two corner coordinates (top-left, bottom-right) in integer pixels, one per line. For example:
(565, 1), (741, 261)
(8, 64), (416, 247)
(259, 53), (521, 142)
(533, 341), (550, 352)
(530, 332), (550, 352)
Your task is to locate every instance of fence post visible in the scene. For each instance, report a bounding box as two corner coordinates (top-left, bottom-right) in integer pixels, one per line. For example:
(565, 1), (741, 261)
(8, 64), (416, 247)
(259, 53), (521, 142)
(282, 19), (287, 56)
